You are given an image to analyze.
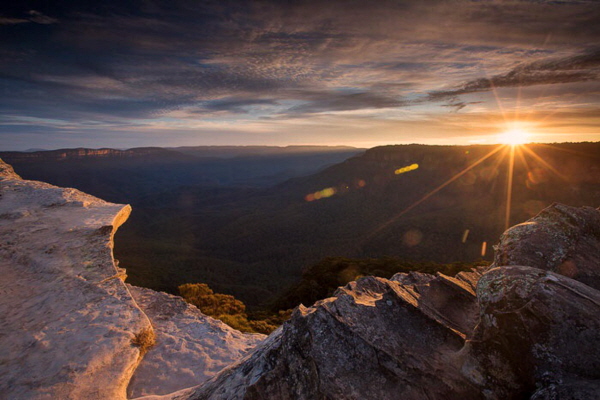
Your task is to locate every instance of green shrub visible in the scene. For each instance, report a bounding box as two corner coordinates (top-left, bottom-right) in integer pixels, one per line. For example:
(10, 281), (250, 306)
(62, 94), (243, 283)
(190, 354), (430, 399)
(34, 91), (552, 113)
(178, 283), (286, 334)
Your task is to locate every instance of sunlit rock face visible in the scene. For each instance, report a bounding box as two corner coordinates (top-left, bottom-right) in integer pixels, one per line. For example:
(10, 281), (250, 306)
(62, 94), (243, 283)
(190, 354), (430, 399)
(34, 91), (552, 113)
(0, 159), (263, 399)
(166, 204), (600, 400)
(127, 286), (264, 398)
(0, 159), (151, 399)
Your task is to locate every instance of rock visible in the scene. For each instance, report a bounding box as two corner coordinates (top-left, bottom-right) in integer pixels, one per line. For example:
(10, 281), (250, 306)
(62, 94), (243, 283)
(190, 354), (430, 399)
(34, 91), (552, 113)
(173, 275), (482, 400)
(127, 286), (264, 398)
(0, 159), (152, 399)
(0, 159), (264, 399)
(493, 203), (600, 290)
(471, 265), (600, 399)
(391, 269), (484, 338)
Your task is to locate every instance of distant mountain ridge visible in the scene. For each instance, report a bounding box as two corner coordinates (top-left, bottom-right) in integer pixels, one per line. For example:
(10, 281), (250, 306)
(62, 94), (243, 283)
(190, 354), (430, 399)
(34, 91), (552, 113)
(0, 146), (192, 162)
(170, 145), (362, 158)
(0, 145), (365, 204)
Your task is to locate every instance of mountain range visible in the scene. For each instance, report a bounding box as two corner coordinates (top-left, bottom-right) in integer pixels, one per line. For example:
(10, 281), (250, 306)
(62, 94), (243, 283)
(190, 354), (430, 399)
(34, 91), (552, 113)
(2, 142), (599, 308)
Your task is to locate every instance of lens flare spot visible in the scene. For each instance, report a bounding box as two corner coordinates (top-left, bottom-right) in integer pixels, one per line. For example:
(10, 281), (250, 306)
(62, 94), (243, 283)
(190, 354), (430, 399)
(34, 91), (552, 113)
(357, 179), (366, 188)
(458, 171), (477, 186)
(395, 163), (419, 175)
(402, 229), (423, 247)
(526, 168), (548, 187)
(322, 187), (336, 198)
(305, 187), (337, 202)
(338, 266), (360, 284)
(461, 229), (470, 243)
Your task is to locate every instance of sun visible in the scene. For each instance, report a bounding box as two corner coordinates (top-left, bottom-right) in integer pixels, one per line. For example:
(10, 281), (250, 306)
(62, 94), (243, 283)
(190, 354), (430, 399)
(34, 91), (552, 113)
(497, 128), (530, 146)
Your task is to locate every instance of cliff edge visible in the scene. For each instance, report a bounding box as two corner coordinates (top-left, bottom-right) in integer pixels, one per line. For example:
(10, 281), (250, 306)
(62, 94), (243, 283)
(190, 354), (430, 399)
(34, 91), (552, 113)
(0, 160), (148, 399)
(0, 159), (263, 399)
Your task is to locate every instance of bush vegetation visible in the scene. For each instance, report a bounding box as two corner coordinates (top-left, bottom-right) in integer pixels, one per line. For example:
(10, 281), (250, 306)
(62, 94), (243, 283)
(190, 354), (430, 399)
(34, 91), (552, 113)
(178, 257), (488, 334)
(178, 283), (289, 334)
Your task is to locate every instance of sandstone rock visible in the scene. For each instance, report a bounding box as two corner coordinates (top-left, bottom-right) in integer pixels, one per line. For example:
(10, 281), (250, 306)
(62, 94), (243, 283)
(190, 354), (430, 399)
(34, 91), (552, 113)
(493, 203), (600, 290)
(0, 159), (152, 399)
(127, 286), (264, 398)
(0, 159), (265, 399)
(470, 265), (600, 399)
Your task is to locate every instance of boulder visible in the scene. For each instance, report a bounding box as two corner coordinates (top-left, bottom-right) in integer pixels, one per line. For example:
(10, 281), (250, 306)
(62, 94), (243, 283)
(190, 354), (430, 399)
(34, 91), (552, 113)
(470, 265), (600, 399)
(493, 203), (600, 290)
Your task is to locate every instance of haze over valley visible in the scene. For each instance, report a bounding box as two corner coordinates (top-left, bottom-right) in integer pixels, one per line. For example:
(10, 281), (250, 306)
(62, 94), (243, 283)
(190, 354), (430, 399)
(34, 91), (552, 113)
(4, 142), (599, 309)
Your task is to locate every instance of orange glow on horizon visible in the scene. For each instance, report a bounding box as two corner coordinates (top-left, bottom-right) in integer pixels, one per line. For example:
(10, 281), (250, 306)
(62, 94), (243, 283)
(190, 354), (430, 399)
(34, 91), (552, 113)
(497, 127), (530, 146)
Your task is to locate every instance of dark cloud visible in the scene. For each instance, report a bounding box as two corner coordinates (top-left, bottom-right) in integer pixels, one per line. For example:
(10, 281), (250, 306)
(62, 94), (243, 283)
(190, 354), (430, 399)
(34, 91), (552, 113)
(27, 10), (58, 24)
(284, 90), (407, 115)
(0, 10), (57, 25)
(199, 98), (279, 113)
(441, 100), (482, 113)
(429, 49), (600, 101)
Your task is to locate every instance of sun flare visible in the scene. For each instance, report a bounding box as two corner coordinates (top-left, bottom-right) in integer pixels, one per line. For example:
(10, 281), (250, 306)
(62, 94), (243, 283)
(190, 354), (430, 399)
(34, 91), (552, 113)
(498, 128), (530, 146)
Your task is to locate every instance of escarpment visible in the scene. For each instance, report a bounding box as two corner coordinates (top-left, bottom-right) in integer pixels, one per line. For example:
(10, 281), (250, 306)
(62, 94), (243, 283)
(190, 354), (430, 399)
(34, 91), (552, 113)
(0, 160), (263, 399)
(1, 158), (599, 400)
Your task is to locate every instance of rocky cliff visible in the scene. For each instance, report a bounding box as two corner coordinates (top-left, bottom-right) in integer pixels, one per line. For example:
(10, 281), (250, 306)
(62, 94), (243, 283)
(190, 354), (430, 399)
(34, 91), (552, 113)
(0, 160), (263, 400)
(1, 158), (599, 400)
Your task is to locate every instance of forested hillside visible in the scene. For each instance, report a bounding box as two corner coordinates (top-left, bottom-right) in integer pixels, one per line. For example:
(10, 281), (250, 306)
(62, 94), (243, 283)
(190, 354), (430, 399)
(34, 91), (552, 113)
(115, 143), (600, 307)
(4, 143), (599, 308)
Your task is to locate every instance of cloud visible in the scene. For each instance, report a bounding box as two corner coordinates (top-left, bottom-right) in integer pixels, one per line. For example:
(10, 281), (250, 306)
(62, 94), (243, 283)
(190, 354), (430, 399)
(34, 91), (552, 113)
(27, 10), (58, 24)
(0, 17), (29, 25)
(429, 49), (600, 102)
(0, 10), (57, 25)
(1, 0), (599, 148)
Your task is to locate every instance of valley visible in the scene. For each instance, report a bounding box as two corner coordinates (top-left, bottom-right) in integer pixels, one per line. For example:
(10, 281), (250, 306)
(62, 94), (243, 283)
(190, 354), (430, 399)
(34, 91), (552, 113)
(3, 143), (599, 309)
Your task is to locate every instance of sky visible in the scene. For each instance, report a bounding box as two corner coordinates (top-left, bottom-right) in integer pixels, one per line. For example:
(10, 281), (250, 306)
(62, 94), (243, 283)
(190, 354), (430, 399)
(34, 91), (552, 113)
(1, 0), (599, 150)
